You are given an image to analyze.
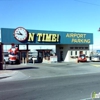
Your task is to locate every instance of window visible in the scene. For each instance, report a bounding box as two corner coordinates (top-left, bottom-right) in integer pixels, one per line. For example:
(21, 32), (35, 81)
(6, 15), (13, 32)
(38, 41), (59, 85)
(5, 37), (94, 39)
(79, 47), (82, 49)
(75, 51), (77, 55)
(59, 47), (63, 49)
(79, 47), (84, 49)
(71, 51), (73, 55)
(75, 47), (78, 49)
(82, 47), (84, 49)
(85, 47), (89, 49)
(70, 47), (74, 49)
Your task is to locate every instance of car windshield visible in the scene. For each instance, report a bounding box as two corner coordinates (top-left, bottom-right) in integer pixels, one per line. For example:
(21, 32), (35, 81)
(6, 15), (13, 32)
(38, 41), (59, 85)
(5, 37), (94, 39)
(80, 55), (85, 57)
(4, 54), (8, 57)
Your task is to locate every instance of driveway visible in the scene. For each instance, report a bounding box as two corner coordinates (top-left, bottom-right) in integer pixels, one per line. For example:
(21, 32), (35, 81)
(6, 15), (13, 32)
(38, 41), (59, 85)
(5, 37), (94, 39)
(3, 61), (100, 81)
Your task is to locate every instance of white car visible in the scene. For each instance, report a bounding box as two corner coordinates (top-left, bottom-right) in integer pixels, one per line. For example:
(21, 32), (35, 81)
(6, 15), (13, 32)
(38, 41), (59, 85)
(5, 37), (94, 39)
(4, 55), (9, 63)
(91, 55), (100, 62)
(28, 55), (37, 63)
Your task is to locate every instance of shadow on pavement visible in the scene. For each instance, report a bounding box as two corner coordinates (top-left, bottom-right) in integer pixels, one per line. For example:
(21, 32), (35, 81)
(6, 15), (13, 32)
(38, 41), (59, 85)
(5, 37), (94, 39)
(0, 76), (11, 79)
(7, 67), (39, 70)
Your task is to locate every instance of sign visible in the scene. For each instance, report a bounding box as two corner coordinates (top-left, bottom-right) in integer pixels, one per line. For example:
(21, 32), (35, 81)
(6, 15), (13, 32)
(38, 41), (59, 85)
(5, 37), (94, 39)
(14, 27), (60, 43)
(66, 33), (90, 43)
(1, 27), (93, 44)
(28, 33), (59, 42)
(50, 56), (57, 62)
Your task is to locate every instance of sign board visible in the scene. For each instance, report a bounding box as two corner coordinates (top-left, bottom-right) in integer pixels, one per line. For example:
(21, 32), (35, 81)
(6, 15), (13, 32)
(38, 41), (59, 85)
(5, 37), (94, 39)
(1, 28), (93, 44)
(50, 56), (57, 62)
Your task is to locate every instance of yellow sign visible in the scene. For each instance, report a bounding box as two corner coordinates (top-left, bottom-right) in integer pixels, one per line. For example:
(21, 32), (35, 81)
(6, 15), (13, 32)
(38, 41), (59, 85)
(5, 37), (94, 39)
(28, 33), (59, 42)
(71, 39), (90, 43)
(28, 33), (35, 41)
(66, 33), (91, 43)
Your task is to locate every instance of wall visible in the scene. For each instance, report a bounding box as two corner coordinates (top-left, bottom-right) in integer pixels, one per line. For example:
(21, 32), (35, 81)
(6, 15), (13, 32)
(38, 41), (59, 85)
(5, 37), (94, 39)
(56, 45), (69, 62)
(56, 44), (90, 62)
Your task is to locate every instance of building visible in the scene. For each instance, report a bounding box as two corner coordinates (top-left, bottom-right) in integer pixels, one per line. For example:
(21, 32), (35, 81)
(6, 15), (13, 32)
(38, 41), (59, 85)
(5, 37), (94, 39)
(0, 27), (93, 63)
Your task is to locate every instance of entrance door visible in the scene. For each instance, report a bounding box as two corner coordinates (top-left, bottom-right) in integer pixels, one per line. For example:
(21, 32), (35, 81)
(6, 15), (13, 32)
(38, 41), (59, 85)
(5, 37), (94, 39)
(60, 51), (63, 61)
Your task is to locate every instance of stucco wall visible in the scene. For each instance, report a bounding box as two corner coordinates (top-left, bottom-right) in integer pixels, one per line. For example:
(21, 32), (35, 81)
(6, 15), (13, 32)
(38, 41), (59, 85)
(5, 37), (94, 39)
(56, 44), (90, 62)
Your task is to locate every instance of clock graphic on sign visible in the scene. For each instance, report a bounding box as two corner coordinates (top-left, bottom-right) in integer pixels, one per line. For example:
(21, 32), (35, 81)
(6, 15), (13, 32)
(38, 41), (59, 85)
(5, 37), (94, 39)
(14, 27), (28, 42)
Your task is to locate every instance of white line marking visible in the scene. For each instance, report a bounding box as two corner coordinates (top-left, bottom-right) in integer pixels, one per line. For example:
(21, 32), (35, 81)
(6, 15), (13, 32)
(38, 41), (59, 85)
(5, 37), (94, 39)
(80, 98), (92, 100)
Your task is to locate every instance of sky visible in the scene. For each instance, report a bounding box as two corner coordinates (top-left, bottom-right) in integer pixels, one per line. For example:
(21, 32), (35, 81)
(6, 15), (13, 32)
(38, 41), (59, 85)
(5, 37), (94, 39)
(0, 0), (100, 51)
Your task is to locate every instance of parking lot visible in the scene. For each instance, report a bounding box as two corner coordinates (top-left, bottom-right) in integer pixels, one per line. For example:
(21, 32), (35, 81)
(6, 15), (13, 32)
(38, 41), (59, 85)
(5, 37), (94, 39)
(2, 61), (100, 80)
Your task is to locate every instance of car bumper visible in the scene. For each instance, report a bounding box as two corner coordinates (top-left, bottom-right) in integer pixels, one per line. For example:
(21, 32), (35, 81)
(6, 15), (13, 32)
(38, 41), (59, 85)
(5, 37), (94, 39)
(78, 59), (87, 62)
(91, 60), (100, 61)
(91, 58), (100, 61)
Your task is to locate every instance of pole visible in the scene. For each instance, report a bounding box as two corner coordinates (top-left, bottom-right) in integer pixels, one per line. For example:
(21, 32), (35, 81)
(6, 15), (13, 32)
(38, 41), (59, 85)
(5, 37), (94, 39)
(0, 43), (3, 70)
(92, 44), (93, 55)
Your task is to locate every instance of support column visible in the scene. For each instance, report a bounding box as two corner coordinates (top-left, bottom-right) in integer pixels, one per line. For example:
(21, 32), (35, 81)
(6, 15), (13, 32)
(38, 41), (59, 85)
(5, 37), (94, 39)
(26, 44), (28, 63)
(0, 43), (3, 70)
(17, 44), (19, 50)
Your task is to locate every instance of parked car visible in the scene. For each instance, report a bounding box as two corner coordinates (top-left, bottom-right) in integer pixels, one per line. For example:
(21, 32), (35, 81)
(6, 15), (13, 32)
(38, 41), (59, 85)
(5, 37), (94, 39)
(28, 55), (38, 63)
(91, 55), (100, 62)
(3, 54), (9, 64)
(77, 54), (87, 63)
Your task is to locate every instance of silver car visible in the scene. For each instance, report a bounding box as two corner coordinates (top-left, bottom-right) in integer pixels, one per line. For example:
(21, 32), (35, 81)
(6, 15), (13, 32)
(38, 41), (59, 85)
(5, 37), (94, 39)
(91, 55), (100, 62)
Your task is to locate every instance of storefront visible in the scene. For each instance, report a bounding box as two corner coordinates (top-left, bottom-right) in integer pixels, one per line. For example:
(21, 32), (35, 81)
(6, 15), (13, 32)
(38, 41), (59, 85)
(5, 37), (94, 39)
(0, 27), (93, 63)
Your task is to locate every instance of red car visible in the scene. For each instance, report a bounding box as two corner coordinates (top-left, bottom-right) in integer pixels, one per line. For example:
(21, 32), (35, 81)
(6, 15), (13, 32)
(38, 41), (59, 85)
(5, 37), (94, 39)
(77, 54), (87, 63)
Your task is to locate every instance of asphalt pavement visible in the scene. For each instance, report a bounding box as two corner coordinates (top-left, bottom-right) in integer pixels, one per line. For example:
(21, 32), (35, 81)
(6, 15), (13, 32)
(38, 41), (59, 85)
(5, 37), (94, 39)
(1, 61), (100, 82)
(0, 73), (100, 100)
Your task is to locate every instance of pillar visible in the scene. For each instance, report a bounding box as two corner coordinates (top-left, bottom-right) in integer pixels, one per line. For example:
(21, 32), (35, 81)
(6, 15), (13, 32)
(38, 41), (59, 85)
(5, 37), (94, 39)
(26, 44), (28, 63)
(0, 43), (3, 70)
(17, 44), (19, 50)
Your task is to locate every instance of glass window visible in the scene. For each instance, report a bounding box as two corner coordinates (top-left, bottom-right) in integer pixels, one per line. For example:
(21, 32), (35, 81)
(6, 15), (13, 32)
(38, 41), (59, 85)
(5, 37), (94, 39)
(79, 47), (84, 49)
(85, 47), (89, 49)
(80, 54), (85, 57)
(59, 47), (63, 49)
(70, 47), (74, 49)
(79, 47), (82, 49)
(75, 51), (77, 55)
(75, 47), (78, 49)
(71, 51), (73, 55)
(82, 47), (84, 49)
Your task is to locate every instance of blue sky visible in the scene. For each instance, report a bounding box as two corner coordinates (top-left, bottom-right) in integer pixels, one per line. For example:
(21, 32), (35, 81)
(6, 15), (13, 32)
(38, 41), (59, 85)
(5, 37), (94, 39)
(0, 0), (100, 50)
